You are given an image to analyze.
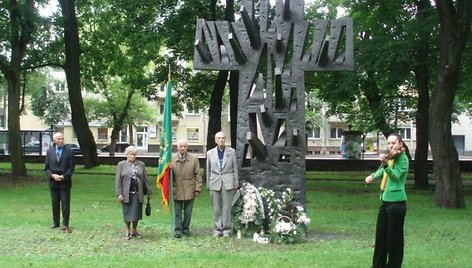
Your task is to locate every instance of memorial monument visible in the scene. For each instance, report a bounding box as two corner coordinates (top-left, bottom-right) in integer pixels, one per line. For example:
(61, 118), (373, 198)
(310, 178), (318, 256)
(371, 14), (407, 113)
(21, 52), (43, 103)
(193, 0), (353, 203)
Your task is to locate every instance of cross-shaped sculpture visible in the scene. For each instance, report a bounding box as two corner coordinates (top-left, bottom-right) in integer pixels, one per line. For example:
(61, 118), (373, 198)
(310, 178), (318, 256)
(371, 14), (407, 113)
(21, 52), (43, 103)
(193, 0), (353, 203)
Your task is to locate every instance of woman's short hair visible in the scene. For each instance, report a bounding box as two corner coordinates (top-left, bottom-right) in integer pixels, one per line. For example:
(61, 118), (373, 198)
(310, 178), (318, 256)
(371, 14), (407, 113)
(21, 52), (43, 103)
(124, 145), (137, 156)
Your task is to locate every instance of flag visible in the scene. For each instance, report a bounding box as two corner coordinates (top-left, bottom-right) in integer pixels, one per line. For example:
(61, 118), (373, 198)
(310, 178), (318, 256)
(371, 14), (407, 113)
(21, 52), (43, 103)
(157, 79), (173, 211)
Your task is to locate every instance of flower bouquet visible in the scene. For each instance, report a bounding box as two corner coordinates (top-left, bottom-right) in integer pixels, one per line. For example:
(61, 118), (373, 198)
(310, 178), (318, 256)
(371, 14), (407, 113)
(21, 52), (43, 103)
(273, 216), (298, 244)
(272, 188), (310, 244)
(231, 183), (265, 237)
(232, 184), (310, 244)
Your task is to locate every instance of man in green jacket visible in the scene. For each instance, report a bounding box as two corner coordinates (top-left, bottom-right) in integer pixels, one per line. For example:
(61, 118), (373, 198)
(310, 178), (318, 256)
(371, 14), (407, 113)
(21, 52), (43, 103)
(172, 139), (202, 238)
(365, 133), (408, 268)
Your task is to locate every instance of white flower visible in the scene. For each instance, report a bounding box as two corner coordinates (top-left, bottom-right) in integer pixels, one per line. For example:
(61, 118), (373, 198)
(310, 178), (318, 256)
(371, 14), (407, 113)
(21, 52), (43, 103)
(275, 220), (296, 234)
(253, 232), (260, 241)
(297, 215), (306, 224)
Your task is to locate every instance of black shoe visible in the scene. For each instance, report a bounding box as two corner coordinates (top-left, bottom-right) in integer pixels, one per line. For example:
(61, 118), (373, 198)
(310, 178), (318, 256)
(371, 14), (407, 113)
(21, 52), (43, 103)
(50, 224), (60, 229)
(183, 231), (190, 237)
(174, 233), (182, 238)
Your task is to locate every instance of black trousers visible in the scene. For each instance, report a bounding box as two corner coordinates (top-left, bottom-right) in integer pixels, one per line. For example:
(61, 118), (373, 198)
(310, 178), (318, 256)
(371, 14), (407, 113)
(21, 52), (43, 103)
(50, 188), (71, 226)
(372, 201), (406, 268)
(174, 199), (194, 235)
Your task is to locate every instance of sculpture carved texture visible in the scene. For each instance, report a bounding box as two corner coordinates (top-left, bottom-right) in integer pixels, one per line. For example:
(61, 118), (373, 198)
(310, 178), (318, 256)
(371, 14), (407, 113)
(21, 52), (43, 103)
(193, 0), (354, 203)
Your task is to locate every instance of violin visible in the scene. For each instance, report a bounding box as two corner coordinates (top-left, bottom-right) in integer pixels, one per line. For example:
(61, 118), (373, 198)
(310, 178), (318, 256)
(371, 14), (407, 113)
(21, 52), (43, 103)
(385, 140), (405, 160)
(364, 137), (405, 187)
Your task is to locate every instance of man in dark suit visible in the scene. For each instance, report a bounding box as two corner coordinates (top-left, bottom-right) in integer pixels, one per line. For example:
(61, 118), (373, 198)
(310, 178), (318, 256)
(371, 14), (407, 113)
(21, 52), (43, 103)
(45, 132), (75, 233)
(206, 131), (239, 237)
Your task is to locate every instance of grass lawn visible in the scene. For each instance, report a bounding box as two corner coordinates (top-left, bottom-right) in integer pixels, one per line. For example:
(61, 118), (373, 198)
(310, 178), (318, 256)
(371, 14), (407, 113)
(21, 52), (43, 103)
(0, 164), (471, 267)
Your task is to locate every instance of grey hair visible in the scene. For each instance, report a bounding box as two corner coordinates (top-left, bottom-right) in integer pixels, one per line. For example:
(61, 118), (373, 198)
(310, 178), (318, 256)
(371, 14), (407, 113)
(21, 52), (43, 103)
(177, 139), (188, 146)
(53, 132), (63, 140)
(124, 145), (137, 156)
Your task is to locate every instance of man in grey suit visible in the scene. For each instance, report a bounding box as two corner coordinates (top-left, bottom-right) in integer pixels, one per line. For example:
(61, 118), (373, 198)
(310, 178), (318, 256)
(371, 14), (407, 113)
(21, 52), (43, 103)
(206, 131), (239, 237)
(45, 132), (75, 233)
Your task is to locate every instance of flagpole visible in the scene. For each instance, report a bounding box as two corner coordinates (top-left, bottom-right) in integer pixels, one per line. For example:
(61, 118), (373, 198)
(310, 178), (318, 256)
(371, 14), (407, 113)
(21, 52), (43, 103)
(156, 63), (175, 238)
(170, 169), (175, 238)
(167, 64), (174, 238)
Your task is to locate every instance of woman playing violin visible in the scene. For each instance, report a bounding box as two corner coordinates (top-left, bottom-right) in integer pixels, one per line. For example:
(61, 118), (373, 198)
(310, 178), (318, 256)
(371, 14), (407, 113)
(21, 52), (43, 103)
(365, 133), (408, 268)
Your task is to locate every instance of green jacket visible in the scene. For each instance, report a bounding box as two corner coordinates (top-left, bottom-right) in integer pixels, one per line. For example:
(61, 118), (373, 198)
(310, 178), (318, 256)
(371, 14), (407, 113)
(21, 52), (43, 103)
(373, 152), (408, 202)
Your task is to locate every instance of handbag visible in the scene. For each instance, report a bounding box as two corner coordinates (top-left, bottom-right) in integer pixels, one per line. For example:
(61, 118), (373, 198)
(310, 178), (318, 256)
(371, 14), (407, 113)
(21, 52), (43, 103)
(145, 199), (151, 216)
(143, 185), (148, 196)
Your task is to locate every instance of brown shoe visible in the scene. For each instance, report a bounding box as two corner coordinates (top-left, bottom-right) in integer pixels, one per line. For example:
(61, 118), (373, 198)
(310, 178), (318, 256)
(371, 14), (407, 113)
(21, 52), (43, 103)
(61, 226), (72, 233)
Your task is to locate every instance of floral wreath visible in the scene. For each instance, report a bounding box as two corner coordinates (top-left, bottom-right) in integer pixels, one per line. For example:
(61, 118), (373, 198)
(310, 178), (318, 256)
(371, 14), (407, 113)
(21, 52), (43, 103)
(231, 183), (265, 233)
(232, 183), (311, 244)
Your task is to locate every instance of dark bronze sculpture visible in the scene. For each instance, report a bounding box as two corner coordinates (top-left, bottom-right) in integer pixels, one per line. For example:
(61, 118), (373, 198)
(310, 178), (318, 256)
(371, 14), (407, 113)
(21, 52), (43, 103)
(193, 0), (353, 203)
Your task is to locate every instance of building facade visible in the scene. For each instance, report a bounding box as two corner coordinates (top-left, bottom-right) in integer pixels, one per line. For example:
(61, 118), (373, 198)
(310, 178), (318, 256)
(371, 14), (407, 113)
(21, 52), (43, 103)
(1, 71), (471, 157)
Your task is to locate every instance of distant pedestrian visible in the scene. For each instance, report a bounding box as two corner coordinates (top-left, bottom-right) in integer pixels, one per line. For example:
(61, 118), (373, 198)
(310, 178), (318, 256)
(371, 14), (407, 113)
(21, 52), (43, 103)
(365, 133), (408, 268)
(115, 146), (152, 240)
(44, 132), (75, 233)
(171, 139), (202, 238)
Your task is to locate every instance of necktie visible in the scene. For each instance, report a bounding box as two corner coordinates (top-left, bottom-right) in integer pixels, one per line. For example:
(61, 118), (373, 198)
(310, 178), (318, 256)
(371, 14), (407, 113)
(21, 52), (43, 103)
(56, 147), (62, 161)
(380, 159), (394, 191)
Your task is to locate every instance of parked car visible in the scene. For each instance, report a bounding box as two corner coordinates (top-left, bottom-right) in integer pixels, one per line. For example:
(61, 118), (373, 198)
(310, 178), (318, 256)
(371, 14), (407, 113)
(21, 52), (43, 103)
(22, 140), (41, 153)
(68, 144), (81, 155)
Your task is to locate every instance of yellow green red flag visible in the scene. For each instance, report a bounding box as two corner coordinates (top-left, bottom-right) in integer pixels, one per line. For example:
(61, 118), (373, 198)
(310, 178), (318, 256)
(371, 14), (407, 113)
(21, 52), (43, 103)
(157, 80), (173, 211)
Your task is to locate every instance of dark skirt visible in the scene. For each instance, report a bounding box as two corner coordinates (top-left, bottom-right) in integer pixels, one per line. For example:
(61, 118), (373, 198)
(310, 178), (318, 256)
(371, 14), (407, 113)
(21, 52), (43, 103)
(122, 193), (143, 222)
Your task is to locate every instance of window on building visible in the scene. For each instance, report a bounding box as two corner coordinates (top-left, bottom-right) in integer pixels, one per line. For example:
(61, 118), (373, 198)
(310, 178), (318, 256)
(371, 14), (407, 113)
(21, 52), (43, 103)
(119, 128), (128, 143)
(187, 107), (199, 114)
(398, 128), (411, 140)
(159, 104), (164, 114)
(307, 127), (321, 139)
(187, 128), (199, 141)
(136, 126), (147, 132)
(97, 128), (108, 141)
(172, 128), (177, 141)
(54, 82), (65, 92)
(330, 127), (343, 139)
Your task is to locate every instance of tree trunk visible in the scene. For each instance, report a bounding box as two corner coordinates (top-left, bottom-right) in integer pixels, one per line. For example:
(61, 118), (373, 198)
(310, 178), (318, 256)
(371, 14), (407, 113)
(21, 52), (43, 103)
(412, 0), (433, 190)
(430, 0), (471, 208)
(413, 65), (430, 189)
(128, 124), (134, 145)
(206, 71), (228, 151)
(59, 0), (98, 168)
(229, 71), (238, 148)
(109, 127), (119, 157)
(108, 89), (134, 156)
(7, 76), (27, 176)
(226, 0), (237, 148)
(1, 0), (36, 176)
